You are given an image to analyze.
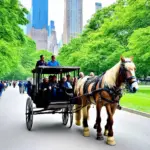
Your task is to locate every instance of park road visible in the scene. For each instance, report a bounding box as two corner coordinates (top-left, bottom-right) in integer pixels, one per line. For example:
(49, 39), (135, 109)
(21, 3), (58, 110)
(0, 86), (150, 150)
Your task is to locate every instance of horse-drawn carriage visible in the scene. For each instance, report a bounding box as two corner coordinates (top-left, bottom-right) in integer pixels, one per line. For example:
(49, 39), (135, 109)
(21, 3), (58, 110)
(25, 66), (80, 131)
(25, 57), (139, 146)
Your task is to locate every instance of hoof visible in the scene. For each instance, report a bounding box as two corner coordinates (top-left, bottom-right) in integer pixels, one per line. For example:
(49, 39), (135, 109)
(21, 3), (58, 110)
(104, 129), (109, 136)
(96, 135), (104, 140)
(83, 127), (90, 137)
(106, 136), (116, 146)
(76, 120), (81, 126)
(93, 123), (97, 129)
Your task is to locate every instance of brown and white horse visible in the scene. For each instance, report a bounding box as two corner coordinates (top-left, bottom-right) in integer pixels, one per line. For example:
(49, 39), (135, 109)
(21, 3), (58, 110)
(74, 57), (138, 145)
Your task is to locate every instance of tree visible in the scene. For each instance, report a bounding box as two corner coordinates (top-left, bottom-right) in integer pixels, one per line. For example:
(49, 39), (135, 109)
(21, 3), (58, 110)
(58, 0), (150, 77)
(124, 26), (150, 78)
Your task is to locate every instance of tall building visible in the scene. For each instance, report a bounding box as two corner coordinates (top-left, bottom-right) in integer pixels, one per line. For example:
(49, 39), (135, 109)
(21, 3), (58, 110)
(32, 0), (48, 30)
(95, 2), (102, 12)
(63, 0), (83, 44)
(48, 30), (58, 55)
(48, 20), (55, 36)
(48, 20), (58, 55)
(31, 0), (49, 50)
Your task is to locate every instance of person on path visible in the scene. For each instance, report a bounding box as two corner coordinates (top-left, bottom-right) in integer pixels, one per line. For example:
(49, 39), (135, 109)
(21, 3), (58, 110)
(18, 81), (23, 94)
(0, 81), (4, 99)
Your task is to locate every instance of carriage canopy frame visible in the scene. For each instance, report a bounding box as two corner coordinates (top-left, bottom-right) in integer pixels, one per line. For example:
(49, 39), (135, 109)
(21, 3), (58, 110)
(32, 66), (80, 74)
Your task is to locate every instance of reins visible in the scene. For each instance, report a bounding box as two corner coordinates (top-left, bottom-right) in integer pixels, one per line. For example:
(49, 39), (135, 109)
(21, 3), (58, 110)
(73, 61), (137, 107)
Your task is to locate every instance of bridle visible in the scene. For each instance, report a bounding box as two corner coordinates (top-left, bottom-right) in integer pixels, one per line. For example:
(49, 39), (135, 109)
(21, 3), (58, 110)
(119, 61), (137, 87)
(98, 61), (137, 104)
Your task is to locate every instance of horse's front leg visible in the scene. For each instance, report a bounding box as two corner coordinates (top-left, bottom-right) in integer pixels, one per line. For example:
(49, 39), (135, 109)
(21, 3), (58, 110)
(75, 104), (81, 126)
(104, 104), (110, 136)
(96, 100), (104, 140)
(105, 104), (117, 146)
(82, 97), (90, 137)
(87, 103), (91, 120)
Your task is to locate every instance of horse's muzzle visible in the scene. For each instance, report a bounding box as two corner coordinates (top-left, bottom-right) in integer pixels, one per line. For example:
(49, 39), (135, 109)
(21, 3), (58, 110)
(129, 82), (138, 93)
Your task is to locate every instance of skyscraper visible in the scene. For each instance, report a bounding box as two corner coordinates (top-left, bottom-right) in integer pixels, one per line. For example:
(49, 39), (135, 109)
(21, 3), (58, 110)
(95, 2), (102, 12)
(48, 20), (58, 55)
(31, 0), (49, 50)
(32, 0), (48, 30)
(63, 0), (83, 44)
(48, 20), (55, 36)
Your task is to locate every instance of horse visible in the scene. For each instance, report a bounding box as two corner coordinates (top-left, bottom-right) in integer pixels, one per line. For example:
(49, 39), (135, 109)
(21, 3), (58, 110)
(74, 57), (138, 145)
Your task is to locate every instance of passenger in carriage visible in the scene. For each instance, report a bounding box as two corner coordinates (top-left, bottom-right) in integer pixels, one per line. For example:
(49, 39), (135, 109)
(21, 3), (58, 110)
(47, 55), (60, 66)
(36, 55), (47, 67)
(40, 77), (50, 108)
(49, 75), (59, 97)
(66, 74), (73, 85)
(49, 75), (53, 83)
(41, 77), (49, 91)
(63, 76), (73, 89)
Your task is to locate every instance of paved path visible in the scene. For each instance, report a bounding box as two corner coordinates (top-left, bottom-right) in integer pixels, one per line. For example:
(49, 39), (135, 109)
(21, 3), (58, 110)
(0, 87), (150, 150)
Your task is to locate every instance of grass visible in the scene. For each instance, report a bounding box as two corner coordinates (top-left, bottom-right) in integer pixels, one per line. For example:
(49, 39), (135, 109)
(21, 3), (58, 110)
(120, 86), (150, 114)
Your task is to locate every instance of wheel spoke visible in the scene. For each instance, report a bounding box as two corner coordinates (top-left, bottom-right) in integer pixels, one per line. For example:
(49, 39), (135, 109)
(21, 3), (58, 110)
(26, 98), (33, 131)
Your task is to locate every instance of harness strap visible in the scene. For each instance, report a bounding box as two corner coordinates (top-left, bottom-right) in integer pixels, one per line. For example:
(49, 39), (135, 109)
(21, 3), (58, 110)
(100, 96), (118, 104)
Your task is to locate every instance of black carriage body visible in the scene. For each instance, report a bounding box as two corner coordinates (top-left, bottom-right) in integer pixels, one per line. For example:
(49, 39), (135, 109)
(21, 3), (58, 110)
(26, 66), (80, 130)
(31, 66), (80, 107)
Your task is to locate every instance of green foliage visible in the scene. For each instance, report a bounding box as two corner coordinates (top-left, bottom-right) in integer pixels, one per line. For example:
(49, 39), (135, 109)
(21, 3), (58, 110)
(31, 50), (52, 63)
(0, 0), (52, 80)
(58, 0), (150, 77)
(121, 86), (150, 113)
(125, 26), (150, 77)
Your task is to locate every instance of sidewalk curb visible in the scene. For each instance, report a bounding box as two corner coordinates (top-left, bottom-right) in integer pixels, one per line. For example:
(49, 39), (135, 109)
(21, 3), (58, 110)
(122, 107), (150, 118)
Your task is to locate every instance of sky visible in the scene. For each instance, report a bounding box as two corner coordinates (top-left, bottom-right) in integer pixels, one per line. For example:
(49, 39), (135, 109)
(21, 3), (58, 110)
(20, 0), (116, 41)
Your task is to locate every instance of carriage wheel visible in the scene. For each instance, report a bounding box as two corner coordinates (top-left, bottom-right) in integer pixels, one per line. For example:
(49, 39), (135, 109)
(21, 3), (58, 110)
(26, 97), (33, 131)
(62, 108), (69, 125)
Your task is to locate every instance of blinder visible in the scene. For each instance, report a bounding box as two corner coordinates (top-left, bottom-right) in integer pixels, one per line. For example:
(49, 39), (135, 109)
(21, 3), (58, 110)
(120, 61), (137, 88)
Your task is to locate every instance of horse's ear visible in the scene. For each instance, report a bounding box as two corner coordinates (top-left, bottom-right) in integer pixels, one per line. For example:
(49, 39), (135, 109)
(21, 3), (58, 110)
(130, 56), (133, 61)
(120, 56), (125, 62)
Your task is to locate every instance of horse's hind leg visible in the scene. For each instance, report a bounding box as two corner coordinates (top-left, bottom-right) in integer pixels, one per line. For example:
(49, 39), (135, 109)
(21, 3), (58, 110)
(105, 104), (117, 146)
(75, 104), (81, 126)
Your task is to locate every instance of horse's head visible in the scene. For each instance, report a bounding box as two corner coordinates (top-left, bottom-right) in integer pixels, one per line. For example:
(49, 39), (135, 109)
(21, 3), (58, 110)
(120, 56), (138, 93)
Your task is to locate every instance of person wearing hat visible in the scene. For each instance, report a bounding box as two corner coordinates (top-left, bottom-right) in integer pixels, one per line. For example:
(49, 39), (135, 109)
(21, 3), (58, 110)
(47, 55), (60, 66)
(36, 55), (47, 67)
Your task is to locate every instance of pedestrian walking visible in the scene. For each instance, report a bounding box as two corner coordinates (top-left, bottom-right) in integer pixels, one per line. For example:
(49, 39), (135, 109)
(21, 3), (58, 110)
(0, 81), (4, 99)
(18, 81), (24, 94)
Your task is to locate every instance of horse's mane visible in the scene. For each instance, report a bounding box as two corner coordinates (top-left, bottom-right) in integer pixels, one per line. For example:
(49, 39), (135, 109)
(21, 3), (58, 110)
(102, 58), (135, 88)
(102, 61), (122, 88)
